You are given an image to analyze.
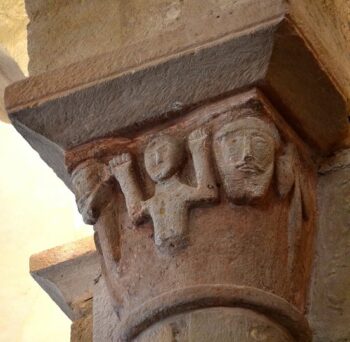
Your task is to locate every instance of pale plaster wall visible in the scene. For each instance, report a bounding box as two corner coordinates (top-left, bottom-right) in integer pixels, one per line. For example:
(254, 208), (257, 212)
(0, 122), (91, 341)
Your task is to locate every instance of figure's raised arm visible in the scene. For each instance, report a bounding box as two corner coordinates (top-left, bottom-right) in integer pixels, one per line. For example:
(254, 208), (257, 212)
(188, 127), (218, 201)
(109, 153), (146, 224)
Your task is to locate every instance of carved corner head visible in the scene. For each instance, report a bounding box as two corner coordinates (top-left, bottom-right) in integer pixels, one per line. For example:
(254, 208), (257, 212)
(144, 134), (185, 182)
(71, 159), (111, 225)
(276, 143), (296, 199)
(213, 115), (293, 205)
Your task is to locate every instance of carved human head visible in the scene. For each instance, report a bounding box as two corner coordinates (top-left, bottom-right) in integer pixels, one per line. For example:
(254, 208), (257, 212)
(214, 116), (281, 204)
(71, 160), (110, 225)
(144, 134), (184, 182)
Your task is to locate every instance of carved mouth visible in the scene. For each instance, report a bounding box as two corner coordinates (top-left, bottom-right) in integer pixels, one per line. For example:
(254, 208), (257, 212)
(235, 163), (262, 174)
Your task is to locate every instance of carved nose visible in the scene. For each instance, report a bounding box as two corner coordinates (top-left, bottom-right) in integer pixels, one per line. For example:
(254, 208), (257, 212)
(242, 136), (253, 162)
(155, 152), (163, 165)
(244, 154), (253, 162)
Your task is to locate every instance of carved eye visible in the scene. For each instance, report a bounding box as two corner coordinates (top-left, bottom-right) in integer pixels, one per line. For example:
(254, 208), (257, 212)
(221, 135), (237, 144)
(252, 136), (268, 148)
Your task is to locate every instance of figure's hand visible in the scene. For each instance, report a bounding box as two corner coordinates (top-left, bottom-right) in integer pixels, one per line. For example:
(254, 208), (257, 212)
(188, 127), (210, 152)
(109, 153), (132, 175)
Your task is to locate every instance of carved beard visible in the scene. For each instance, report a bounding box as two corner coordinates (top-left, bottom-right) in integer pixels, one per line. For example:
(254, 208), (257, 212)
(221, 163), (274, 205)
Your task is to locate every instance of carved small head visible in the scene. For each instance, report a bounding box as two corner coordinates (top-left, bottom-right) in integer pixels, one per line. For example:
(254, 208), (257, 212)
(144, 134), (185, 182)
(71, 160), (110, 225)
(214, 116), (281, 204)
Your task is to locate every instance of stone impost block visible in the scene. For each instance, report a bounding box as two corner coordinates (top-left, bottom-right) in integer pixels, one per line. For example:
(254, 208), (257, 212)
(30, 236), (100, 320)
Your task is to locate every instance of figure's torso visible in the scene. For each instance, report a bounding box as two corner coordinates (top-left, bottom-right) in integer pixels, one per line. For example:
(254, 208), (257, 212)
(143, 179), (193, 246)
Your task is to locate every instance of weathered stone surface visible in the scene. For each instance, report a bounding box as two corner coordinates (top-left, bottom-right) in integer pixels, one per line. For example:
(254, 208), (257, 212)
(263, 20), (348, 152)
(94, 280), (310, 341)
(290, 0), (350, 107)
(308, 149), (350, 341)
(26, 0), (122, 75)
(188, 308), (294, 341)
(71, 309), (93, 342)
(7, 22), (278, 144)
(136, 307), (295, 342)
(25, 0), (285, 75)
(8, 0), (285, 108)
(118, 286), (311, 341)
(93, 276), (120, 342)
(30, 236), (100, 320)
(23, 0), (350, 108)
(136, 322), (174, 342)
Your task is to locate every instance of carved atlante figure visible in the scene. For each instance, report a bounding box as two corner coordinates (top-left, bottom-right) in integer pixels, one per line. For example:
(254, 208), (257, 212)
(110, 128), (218, 250)
(213, 116), (293, 205)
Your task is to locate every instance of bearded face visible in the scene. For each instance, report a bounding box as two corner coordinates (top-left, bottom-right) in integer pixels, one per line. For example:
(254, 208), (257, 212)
(214, 119), (278, 205)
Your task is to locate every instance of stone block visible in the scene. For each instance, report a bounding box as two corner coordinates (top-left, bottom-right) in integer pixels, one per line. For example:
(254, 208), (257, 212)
(25, 0), (285, 75)
(30, 236), (100, 320)
(290, 0), (350, 106)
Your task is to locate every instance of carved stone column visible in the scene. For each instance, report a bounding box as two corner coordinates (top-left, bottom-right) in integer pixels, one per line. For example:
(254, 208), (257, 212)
(5, 3), (349, 341)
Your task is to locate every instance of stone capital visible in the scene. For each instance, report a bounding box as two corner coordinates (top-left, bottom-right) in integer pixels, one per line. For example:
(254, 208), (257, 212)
(5, 3), (349, 340)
